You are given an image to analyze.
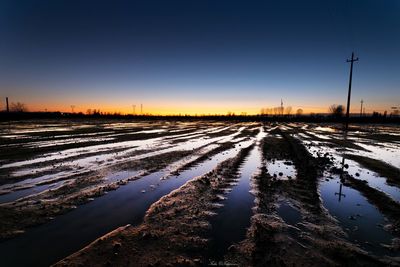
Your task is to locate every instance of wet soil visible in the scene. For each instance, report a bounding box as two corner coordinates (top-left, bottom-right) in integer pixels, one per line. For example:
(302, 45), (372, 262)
(0, 121), (399, 266)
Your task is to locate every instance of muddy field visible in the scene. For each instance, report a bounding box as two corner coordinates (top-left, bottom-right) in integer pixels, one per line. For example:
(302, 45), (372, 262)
(0, 120), (399, 266)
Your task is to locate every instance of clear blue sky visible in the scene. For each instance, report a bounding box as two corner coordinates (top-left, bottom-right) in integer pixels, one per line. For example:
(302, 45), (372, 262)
(0, 0), (399, 114)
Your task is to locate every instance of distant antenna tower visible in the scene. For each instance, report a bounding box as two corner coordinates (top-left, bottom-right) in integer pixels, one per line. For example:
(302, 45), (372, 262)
(132, 105), (136, 115)
(70, 105), (75, 113)
(141, 104), (143, 115)
(6, 97), (9, 112)
(360, 99), (363, 117)
(281, 99), (283, 116)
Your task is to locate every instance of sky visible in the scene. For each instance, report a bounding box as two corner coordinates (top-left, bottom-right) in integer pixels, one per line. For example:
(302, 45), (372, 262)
(0, 0), (399, 115)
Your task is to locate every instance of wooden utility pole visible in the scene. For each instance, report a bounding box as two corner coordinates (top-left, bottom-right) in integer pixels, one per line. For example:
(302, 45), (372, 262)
(6, 97), (9, 112)
(345, 52), (358, 131)
(132, 105), (136, 115)
(141, 104), (143, 115)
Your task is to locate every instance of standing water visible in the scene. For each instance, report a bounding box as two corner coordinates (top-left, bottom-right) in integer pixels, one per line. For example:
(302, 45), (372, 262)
(0, 145), (242, 267)
(207, 145), (262, 263)
(320, 174), (395, 256)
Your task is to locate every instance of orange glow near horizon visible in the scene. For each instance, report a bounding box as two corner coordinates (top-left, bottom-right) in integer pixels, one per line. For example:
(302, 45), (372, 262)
(17, 101), (392, 116)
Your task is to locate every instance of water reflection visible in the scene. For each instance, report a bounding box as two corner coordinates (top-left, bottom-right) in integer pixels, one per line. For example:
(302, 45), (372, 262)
(207, 144), (261, 263)
(320, 132), (396, 256)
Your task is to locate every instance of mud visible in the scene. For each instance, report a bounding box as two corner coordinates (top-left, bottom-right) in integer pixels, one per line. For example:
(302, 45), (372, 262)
(55, 142), (255, 267)
(0, 121), (399, 266)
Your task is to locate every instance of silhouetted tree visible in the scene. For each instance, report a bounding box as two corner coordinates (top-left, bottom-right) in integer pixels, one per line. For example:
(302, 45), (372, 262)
(329, 104), (344, 118)
(285, 106), (292, 115)
(296, 108), (303, 116)
(10, 102), (27, 112)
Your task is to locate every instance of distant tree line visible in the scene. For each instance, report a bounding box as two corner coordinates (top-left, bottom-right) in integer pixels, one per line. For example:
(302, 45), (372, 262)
(1, 101), (399, 123)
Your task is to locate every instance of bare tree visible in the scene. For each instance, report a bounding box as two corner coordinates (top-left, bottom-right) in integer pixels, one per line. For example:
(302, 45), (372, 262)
(329, 104), (344, 118)
(10, 102), (27, 112)
(296, 108), (303, 116)
(285, 106), (292, 115)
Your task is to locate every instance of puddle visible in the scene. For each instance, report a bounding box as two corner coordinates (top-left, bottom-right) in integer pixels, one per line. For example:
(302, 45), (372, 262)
(0, 143), (243, 267)
(0, 137), (163, 169)
(0, 181), (63, 204)
(207, 145), (261, 263)
(297, 133), (310, 139)
(300, 135), (400, 203)
(279, 126), (291, 131)
(266, 160), (296, 180)
(3, 126), (241, 180)
(307, 132), (332, 140)
(315, 126), (336, 133)
(277, 200), (301, 226)
(344, 160), (400, 203)
(256, 126), (267, 141)
(320, 175), (395, 256)
(353, 142), (400, 167)
(1, 127), (247, 205)
(296, 132), (398, 256)
(0, 171), (76, 204)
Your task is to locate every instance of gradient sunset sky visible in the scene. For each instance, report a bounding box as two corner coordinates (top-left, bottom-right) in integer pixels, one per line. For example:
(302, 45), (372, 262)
(0, 0), (399, 115)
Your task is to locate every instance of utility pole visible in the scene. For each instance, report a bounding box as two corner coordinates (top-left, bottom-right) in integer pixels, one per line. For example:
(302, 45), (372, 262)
(6, 97), (9, 112)
(141, 104), (143, 115)
(360, 99), (363, 117)
(70, 105), (75, 113)
(345, 52), (359, 131)
(281, 99), (283, 116)
(132, 105), (136, 115)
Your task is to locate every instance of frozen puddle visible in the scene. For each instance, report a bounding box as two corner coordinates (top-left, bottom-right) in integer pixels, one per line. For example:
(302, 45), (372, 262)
(207, 145), (261, 263)
(0, 144), (243, 267)
(320, 175), (396, 256)
(266, 160), (296, 180)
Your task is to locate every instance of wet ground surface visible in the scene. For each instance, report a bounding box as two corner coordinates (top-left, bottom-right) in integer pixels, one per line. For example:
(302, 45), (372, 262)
(0, 120), (399, 266)
(320, 174), (395, 256)
(207, 145), (262, 263)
